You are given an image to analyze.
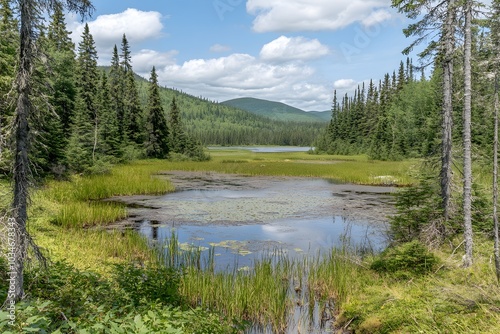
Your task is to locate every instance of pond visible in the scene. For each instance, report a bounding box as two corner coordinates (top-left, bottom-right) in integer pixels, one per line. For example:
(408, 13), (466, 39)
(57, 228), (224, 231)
(208, 146), (313, 153)
(111, 171), (395, 270)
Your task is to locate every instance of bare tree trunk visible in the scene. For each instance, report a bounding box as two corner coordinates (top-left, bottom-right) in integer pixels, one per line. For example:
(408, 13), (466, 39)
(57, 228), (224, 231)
(11, 0), (36, 301)
(441, 0), (456, 223)
(494, 76), (500, 281)
(93, 117), (97, 161)
(462, 0), (474, 268)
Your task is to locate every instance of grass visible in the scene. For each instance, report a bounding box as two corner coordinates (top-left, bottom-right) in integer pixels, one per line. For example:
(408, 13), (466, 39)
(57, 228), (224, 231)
(7, 149), (457, 332)
(164, 149), (417, 186)
(335, 236), (500, 333)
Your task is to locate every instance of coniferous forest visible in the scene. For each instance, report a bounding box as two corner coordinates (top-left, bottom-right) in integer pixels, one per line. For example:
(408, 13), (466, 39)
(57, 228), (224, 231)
(0, 2), (322, 179)
(3, 0), (500, 333)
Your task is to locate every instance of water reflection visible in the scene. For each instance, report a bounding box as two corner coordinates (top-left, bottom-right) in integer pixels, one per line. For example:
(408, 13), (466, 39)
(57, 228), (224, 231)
(139, 215), (387, 270)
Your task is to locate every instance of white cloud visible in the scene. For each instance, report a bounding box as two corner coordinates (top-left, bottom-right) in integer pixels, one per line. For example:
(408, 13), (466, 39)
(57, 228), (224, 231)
(154, 53), (332, 110)
(333, 79), (357, 90)
(260, 36), (329, 62)
(210, 44), (232, 53)
(69, 8), (164, 50)
(362, 9), (393, 27)
(246, 0), (393, 32)
(132, 49), (178, 74)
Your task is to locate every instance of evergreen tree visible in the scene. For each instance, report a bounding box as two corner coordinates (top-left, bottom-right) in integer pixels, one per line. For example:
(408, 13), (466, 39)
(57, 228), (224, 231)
(67, 23), (99, 170)
(46, 1), (77, 137)
(0, 0), (17, 171)
(145, 67), (169, 158)
(119, 34), (142, 144)
(10, 0), (93, 302)
(108, 45), (125, 138)
(169, 96), (188, 153)
(97, 71), (120, 157)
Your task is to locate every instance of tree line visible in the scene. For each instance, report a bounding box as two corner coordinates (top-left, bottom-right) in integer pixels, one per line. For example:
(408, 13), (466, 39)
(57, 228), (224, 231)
(315, 0), (500, 272)
(0, 2), (211, 179)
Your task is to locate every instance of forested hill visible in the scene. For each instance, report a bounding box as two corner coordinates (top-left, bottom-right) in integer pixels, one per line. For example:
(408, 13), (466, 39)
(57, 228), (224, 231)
(222, 97), (330, 123)
(133, 80), (324, 146)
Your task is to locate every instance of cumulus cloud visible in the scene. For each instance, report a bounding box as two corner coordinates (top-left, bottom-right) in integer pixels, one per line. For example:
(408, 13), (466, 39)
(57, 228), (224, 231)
(132, 49), (178, 74)
(362, 9), (393, 27)
(246, 0), (393, 32)
(69, 8), (164, 50)
(154, 53), (332, 110)
(333, 79), (358, 90)
(210, 44), (232, 53)
(260, 36), (329, 62)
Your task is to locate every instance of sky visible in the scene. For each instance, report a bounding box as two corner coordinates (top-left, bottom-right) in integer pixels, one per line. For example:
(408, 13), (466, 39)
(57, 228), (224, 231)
(65, 0), (422, 111)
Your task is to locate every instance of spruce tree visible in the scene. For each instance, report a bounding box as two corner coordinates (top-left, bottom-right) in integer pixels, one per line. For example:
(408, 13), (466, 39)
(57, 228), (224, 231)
(145, 66), (169, 158)
(67, 23), (99, 170)
(119, 34), (142, 144)
(10, 0), (93, 302)
(109, 45), (125, 138)
(0, 0), (17, 170)
(97, 71), (120, 157)
(46, 1), (77, 137)
(169, 96), (188, 153)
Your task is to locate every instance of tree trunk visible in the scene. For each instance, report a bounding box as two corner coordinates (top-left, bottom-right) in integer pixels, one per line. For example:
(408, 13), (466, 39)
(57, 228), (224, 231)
(11, 0), (35, 301)
(441, 0), (456, 223)
(462, 0), (474, 267)
(494, 76), (500, 281)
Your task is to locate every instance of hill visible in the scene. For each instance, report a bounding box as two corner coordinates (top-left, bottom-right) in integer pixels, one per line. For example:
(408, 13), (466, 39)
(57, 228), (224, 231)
(221, 97), (329, 123)
(133, 79), (324, 146)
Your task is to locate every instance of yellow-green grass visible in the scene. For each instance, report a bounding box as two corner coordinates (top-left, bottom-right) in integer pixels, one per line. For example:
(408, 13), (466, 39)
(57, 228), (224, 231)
(41, 161), (175, 228)
(165, 149), (417, 186)
(335, 236), (500, 333)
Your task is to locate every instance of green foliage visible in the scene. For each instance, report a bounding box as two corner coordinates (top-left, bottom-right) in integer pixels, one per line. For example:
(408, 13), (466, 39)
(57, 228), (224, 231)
(222, 97), (329, 123)
(0, 261), (237, 333)
(145, 67), (169, 159)
(315, 59), (440, 161)
(370, 241), (439, 277)
(0, 0), (17, 174)
(390, 170), (443, 242)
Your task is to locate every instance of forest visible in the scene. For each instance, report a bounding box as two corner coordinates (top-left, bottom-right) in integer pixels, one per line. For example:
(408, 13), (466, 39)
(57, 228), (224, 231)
(0, 1), (322, 180)
(2, 0), (500, 333)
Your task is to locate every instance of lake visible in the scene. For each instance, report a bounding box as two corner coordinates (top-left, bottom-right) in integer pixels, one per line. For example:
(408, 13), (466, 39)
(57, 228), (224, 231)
(113, 171), (395, 270)
(208, 146), (313, 153)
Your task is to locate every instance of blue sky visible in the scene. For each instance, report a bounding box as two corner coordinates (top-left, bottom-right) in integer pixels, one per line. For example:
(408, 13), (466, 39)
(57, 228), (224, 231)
(66, 0), (420, 111)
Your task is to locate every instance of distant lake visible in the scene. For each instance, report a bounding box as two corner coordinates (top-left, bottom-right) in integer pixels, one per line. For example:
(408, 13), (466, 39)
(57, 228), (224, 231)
(208, 146), (313, 153)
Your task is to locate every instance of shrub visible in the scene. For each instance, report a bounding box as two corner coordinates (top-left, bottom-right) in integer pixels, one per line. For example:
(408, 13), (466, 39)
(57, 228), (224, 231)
(370, 241), (439, 278)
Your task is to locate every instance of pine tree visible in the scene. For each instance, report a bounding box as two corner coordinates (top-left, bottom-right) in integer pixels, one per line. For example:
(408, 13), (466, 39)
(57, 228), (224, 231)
(492, 0), (500, 284)
(67, 23), (99, 169)
(119, 34), (142, 144)
(0, 0), (17, 170)
(169, 96), (188, 153)
(10, 0), (93, 302)
(108, 45), (125, 138)
(46, 1), (77, 137)
(97, 71), (120, 157)
(145, 67), (169, 158)
(392, 0), (458, 224)
(120, 33), (132, 73)
(462, 0), (474, 267)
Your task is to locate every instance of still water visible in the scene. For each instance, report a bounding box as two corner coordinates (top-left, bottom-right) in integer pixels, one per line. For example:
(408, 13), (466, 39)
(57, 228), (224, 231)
(126, 175), (393, 270)
(208, 146), (313, 153)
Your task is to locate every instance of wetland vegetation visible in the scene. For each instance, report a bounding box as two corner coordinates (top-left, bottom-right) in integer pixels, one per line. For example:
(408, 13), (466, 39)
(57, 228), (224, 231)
(3, 1), (500, 332)
(1, 149), (500, 333)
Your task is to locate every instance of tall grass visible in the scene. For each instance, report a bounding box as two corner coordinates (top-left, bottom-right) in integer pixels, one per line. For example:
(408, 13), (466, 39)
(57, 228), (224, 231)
(164, 150), (416, 186)
(169, 236), (364, 333)
(41, 160), (175, 228)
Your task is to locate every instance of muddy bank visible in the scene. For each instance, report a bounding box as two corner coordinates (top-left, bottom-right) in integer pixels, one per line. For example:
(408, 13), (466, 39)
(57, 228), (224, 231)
(107, 171), (396, 228)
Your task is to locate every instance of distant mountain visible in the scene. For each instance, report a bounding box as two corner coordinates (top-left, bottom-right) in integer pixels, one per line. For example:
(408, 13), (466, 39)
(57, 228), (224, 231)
(221, 97), (329, 123)
(132, 79), (324, 146)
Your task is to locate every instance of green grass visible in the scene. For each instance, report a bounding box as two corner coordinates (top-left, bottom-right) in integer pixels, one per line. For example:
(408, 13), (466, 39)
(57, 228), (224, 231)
(164, 149), (417, 186)
(2, 149), (498, 332)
